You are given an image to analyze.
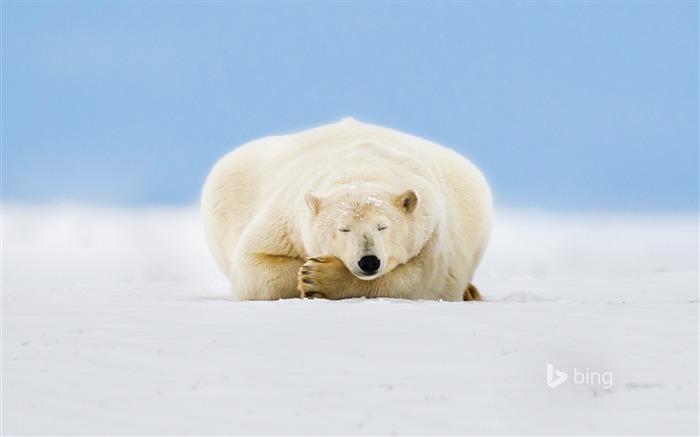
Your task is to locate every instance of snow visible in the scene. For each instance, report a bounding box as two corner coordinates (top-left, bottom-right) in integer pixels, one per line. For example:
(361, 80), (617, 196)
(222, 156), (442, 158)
(365, 196), (384, 207)
(2, 204), (698, 435)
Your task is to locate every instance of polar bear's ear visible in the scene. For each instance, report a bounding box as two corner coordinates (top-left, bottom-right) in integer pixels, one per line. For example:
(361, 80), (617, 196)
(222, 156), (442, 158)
(395, 189), (419, 214)
(305, 193), (322, 216)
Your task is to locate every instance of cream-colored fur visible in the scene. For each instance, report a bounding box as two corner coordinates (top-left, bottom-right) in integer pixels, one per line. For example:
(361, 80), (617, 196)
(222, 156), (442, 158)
(201, 118), (492, 301)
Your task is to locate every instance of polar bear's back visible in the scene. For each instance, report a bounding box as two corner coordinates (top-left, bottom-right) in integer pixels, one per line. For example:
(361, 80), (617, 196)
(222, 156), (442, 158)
(244, 118), (484, 189)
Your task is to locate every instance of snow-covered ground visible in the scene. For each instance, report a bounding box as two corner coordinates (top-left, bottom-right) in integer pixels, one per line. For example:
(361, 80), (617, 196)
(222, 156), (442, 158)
(2, 205), (698, 435)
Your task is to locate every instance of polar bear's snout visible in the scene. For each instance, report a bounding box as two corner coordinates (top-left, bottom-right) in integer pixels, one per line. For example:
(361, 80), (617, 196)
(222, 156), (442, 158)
(348, 230), (387, 279)
(350, 247), (385, 279)
(358, 255), (381, 275)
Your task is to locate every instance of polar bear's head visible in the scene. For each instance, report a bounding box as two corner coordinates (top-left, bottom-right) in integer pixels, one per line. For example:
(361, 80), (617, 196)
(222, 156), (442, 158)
(304, 183), (422, 280)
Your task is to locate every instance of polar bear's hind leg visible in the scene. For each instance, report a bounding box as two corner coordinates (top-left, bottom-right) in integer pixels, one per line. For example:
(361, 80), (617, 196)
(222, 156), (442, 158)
(463, 283), (483, 301)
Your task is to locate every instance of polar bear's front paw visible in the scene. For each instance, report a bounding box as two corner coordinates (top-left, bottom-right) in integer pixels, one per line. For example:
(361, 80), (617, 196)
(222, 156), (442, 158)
(298, 255), (346, 299)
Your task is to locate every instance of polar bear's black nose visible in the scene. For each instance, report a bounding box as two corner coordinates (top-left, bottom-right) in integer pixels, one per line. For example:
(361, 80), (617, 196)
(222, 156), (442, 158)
(358, 255), (381, 274)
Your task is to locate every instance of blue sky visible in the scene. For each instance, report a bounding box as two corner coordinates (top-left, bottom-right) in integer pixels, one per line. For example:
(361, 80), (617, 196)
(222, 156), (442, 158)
(3, 1), (698, 211)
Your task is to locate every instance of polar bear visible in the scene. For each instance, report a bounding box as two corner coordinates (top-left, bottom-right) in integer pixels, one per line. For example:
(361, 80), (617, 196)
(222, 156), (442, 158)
(201, 118), (492, 301)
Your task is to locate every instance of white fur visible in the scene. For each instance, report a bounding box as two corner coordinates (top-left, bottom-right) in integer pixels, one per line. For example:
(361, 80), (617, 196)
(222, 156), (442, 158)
(201, 118), (492, 301)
